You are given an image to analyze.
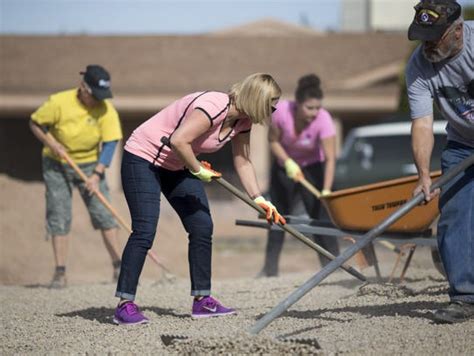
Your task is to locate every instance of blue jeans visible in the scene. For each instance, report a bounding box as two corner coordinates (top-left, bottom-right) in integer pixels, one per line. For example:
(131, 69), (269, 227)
(116, 151), (213, 300)
(437, 141), (474, 304)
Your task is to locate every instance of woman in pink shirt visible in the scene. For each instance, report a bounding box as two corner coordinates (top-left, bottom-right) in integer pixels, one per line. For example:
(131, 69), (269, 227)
(113, 73), (286, 325)
(259, 74), (339, 277)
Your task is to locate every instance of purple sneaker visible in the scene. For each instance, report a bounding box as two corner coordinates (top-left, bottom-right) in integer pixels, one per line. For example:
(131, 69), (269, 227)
(113, 301), (149, 325)
(191, 296), (236, 319)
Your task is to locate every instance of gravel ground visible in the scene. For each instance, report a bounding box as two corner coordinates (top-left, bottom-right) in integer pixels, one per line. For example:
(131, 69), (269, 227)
(2, 266), (473, 355)
(2, 175), (473, 354)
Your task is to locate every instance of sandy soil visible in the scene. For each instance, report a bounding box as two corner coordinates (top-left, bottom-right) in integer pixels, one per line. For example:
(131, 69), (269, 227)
(1, 175), (473, 354)
(0, 174), (332, 285)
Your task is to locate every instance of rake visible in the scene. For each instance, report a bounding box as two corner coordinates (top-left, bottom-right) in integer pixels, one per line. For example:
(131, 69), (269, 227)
(43, 131), (173, 279)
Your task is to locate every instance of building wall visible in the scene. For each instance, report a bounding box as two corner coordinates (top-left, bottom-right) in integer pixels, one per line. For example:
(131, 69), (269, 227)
(370, 0), (417, 32)
(342, 0), (417, 32)
(341, 0), (370, 32)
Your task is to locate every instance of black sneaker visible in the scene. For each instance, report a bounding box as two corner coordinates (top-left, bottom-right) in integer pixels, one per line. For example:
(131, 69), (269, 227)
(434, 301), (474, 324)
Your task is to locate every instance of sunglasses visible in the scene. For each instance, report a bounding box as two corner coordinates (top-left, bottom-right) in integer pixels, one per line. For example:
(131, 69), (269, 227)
(271, 106), (277, 113)
(82, 81), (93, 95)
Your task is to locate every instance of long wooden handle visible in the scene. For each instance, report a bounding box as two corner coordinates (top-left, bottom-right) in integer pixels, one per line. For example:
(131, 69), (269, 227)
(299, 177), (400, 252)
(214, 177), (366, 282)
(299, 177), (322, 199)
(44, 132), (132, 233)
(43, 132), (171, 273)
(69, 155), (131, 233)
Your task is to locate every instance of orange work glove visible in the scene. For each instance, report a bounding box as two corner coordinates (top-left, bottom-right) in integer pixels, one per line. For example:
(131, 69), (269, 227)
(253, 196), (286, 225)
(190, 161), (222, 182)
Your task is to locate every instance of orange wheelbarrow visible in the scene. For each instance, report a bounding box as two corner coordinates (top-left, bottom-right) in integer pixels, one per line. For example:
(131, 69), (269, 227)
(237, 171), (443, 281)
(248, 154), (473, 334)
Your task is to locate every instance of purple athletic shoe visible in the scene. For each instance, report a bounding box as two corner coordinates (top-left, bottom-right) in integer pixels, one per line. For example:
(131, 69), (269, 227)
(113, 301), (149, 325)
(191, 296), (236, 319)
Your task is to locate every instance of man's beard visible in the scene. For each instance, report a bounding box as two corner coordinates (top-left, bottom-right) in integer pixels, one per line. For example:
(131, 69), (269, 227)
(422, 39), (459, 63)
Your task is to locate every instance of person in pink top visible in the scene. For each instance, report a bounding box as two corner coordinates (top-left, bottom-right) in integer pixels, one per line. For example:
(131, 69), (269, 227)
(113, 73), (286, 325)
(258, 74), (339, 277)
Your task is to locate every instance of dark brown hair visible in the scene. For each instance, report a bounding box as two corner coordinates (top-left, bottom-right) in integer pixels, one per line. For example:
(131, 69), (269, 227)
(295, 74), (323, 102)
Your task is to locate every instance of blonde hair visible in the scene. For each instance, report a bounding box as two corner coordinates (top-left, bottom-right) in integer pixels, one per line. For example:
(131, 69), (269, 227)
(229, 73), (281, 125)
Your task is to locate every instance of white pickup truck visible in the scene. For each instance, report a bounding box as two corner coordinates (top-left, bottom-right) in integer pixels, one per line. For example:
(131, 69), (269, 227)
(334, 121), (448, 189)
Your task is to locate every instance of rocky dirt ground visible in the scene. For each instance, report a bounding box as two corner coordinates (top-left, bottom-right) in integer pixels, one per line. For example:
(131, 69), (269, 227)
(1, 266), (473, 355)
(1, 175), (473, 354)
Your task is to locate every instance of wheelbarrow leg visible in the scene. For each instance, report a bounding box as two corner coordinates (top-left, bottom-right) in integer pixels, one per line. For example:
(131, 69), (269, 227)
(399, 244), (417, 283)
(388, 243), (416, 283)
(249, 154), (474, 335)
(388, 249), (404, 283)
(368, 242), (382, 281)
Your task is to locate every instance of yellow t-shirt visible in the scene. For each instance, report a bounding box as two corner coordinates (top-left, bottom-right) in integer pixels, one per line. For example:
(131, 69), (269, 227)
(31, 89), (123, 163)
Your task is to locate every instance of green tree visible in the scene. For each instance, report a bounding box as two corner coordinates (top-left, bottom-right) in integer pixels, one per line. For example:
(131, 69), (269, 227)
(464, 6), (474, 20)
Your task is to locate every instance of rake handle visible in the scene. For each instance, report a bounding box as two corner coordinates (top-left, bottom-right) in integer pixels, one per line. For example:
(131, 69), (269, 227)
(158, 135), (363, 280)
(214, 177), (366, 282)
(44, 132), (132, 233)
(43, 132), (170, 273)
(299, 177), (321, 199)
(300, 177), (400, 253)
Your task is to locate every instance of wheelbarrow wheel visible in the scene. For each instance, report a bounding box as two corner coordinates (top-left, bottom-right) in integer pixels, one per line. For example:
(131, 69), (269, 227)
(431, 247), (446, 278)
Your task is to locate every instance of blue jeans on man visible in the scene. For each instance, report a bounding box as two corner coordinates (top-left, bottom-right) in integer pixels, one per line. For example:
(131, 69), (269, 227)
(437, 141), (474, 304)
(116, 151), (213, 300)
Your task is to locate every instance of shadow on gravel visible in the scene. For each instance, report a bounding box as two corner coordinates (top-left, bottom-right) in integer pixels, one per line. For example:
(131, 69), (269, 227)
(256, 300), (445, 323)
(57, 306), (187, 324)
(143, 306), (188, 319)
(277, 325), (323, 339)
(57, 307), (116, 324)
(24, 284), (49, 289)
(396, 276), (446, 283)
(320, 278), (367, 289)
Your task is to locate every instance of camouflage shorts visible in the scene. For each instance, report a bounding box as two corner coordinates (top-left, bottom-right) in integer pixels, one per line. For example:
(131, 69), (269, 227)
(42, 156), (118, 236)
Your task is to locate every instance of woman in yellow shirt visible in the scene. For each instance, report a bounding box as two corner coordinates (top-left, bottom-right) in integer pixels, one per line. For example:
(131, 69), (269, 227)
(29, 65), (123, 288)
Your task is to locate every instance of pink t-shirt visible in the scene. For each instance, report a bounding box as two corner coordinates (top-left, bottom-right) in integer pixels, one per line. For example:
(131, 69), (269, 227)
(125, 91), (252, 170)
(273, 100), (336, 167)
